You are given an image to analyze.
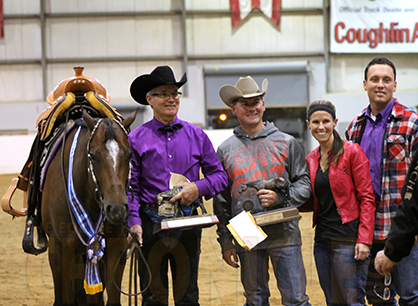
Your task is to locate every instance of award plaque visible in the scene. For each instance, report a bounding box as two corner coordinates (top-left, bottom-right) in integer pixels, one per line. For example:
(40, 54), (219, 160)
(252, 206), (301, 227)
(153, 172), (219, 234)
(153, 214), (219, 234)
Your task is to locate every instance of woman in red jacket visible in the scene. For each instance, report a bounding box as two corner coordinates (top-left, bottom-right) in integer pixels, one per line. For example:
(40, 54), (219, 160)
(304, 100), (375, 306)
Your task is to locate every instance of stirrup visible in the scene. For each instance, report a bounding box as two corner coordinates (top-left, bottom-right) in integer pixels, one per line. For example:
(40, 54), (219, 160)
(22, 215), (48, 255)
(1, 175), (29, 217)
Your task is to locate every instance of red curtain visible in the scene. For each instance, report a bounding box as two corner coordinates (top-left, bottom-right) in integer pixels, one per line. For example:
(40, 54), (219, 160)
(0, 0), (4, 38)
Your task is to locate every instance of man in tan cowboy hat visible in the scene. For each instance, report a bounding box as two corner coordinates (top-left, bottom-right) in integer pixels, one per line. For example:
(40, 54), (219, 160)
(127, 65), (228, 306)
(214, 76), (312, 305)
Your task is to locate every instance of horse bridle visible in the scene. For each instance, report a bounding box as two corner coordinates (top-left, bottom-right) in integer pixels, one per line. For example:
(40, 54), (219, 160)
(84, 116), (152, 300)
(86, 118), (133, 208)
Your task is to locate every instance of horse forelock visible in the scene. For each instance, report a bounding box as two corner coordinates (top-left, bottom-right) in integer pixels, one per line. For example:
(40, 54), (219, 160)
(103, 118), (116, 142)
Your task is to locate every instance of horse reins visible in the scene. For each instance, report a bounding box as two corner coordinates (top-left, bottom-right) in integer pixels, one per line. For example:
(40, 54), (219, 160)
(113, 227), (152, 305)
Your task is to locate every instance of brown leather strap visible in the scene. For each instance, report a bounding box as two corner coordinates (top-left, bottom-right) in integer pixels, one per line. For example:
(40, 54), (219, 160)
(1, 176), (28, 217)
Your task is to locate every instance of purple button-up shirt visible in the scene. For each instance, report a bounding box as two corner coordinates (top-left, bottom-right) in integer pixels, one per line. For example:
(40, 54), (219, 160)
(127, 117), (228, 226)
(360, 99), (394, 199)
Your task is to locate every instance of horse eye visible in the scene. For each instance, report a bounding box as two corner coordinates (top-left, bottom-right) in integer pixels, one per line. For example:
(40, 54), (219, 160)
(89, 153), (96, 162)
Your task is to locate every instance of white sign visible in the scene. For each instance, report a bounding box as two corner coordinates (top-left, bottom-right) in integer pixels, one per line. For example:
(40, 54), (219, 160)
(330, 0), (418, 53)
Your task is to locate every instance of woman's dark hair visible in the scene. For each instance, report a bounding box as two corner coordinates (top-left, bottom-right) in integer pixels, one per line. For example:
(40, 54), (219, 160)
(307, 100), (344, 168)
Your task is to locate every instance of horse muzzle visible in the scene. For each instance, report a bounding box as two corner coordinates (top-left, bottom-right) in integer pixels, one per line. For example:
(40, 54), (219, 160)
(105, 202), (129, 224)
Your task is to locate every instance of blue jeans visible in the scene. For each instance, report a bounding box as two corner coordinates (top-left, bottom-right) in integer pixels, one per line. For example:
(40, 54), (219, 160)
(237, 245), (311, 306)
(314, 241), (369, 306)
(366, 240), (418, 306)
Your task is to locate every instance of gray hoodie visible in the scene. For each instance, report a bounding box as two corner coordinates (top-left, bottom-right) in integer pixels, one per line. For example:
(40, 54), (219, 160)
(214, 121), (311, 252)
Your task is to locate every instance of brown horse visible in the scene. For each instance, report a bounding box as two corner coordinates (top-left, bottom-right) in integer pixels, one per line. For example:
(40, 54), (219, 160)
(41, 110), (136, 306)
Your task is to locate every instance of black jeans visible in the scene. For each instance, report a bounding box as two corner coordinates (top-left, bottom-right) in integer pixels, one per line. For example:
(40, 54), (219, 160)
(139, 210), (201, 306)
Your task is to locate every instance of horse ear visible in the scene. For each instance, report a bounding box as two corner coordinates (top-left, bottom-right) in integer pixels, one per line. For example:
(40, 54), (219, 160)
(82, 110), (97, 131)
(122, 108), (138, 130)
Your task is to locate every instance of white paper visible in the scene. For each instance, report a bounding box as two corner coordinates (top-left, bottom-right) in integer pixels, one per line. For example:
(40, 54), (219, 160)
(228, 211), (267, 249)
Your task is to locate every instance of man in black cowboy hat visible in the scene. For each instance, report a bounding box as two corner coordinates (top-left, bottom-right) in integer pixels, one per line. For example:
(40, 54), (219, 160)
(126, 65), (228, 306)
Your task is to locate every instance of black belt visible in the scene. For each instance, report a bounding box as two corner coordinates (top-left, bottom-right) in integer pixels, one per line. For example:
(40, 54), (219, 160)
(140, 202), (158, 211)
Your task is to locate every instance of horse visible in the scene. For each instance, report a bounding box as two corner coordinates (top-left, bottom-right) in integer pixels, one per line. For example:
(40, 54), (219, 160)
(41, 109), (136, 306)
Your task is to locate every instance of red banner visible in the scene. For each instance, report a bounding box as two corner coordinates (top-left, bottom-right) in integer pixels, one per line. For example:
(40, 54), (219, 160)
(230, 0), (281, 28)
(0, 0), (4, 38)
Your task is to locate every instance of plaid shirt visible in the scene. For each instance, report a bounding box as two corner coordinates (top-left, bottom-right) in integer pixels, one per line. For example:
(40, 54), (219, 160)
(345, 99), (418, 239)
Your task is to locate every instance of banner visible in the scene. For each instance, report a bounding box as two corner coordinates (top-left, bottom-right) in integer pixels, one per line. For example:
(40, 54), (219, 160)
(0, 0), (3, 38)
(330, 0), (418, 53)
(230, 0), (281, 28)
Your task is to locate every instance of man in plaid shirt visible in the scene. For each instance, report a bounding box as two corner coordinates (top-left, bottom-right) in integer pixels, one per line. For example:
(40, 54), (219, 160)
(346, 57), (418, 305)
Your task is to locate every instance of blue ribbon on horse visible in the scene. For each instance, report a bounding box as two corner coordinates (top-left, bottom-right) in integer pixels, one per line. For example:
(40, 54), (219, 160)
(68, 126), (106, 295)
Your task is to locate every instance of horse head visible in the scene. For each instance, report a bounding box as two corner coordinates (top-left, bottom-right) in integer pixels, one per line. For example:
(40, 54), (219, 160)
(83, 110), (137, 224)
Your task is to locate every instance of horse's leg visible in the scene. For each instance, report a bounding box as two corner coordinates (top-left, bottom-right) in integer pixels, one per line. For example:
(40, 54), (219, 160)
(47, 235), (65, 306)
(104, 228), (128, 306)
(48, 235), (81, 306)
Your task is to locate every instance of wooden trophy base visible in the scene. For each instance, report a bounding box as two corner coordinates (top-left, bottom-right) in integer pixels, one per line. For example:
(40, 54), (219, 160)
(153, 214), (219, 234)
(252, 206), (301, 227)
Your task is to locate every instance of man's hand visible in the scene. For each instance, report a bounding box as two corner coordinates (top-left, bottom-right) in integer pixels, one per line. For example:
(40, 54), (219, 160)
(222, 248), (240, 269)
(375, 250), (397, 276)
(128, 224), (143, 246)
(257, 188), (278, 208)
(170, 182), (199, 206)
(354, 243), (370, 260)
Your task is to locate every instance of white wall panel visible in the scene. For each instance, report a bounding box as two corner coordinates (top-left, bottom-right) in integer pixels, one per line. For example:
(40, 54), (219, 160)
(47, 19), (80, 58)
(107, 18), (136, 57)
(187, 15), (323, 56)
(282, 0), (323, 8)
(105, 63), (139, 100)
(185, 0), (228, 10)
(47, 17), (182, 59)
(0, 65), (43, 102)
(304, 16), (323, 52)
(0, 20), (41, 60)
(77, 19), (109, 58)
(0, 133), (38, 174)
(330, 57), (364, 93)
(4, 0), (40, 14)
(49, 0), (180, 13)
(398, 57), (418, 91)
(279, 16), (308, 52)
(132, 17), (182, 57)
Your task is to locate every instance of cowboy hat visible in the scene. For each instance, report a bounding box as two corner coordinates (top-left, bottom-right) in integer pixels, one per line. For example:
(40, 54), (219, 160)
(130, 66), (187, 105)
(219, 76), (268, 107)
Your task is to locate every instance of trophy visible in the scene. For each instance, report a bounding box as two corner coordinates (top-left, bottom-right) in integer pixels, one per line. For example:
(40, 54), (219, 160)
(238, 177), (301, 227)
(152, 173), (219, 234)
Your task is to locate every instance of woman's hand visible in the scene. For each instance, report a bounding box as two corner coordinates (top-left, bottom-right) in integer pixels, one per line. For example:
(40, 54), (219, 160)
(354, 243), (370, 260)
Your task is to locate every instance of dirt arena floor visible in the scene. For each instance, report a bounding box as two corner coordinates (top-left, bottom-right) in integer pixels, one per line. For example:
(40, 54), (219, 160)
(0, 173), (327, 306)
